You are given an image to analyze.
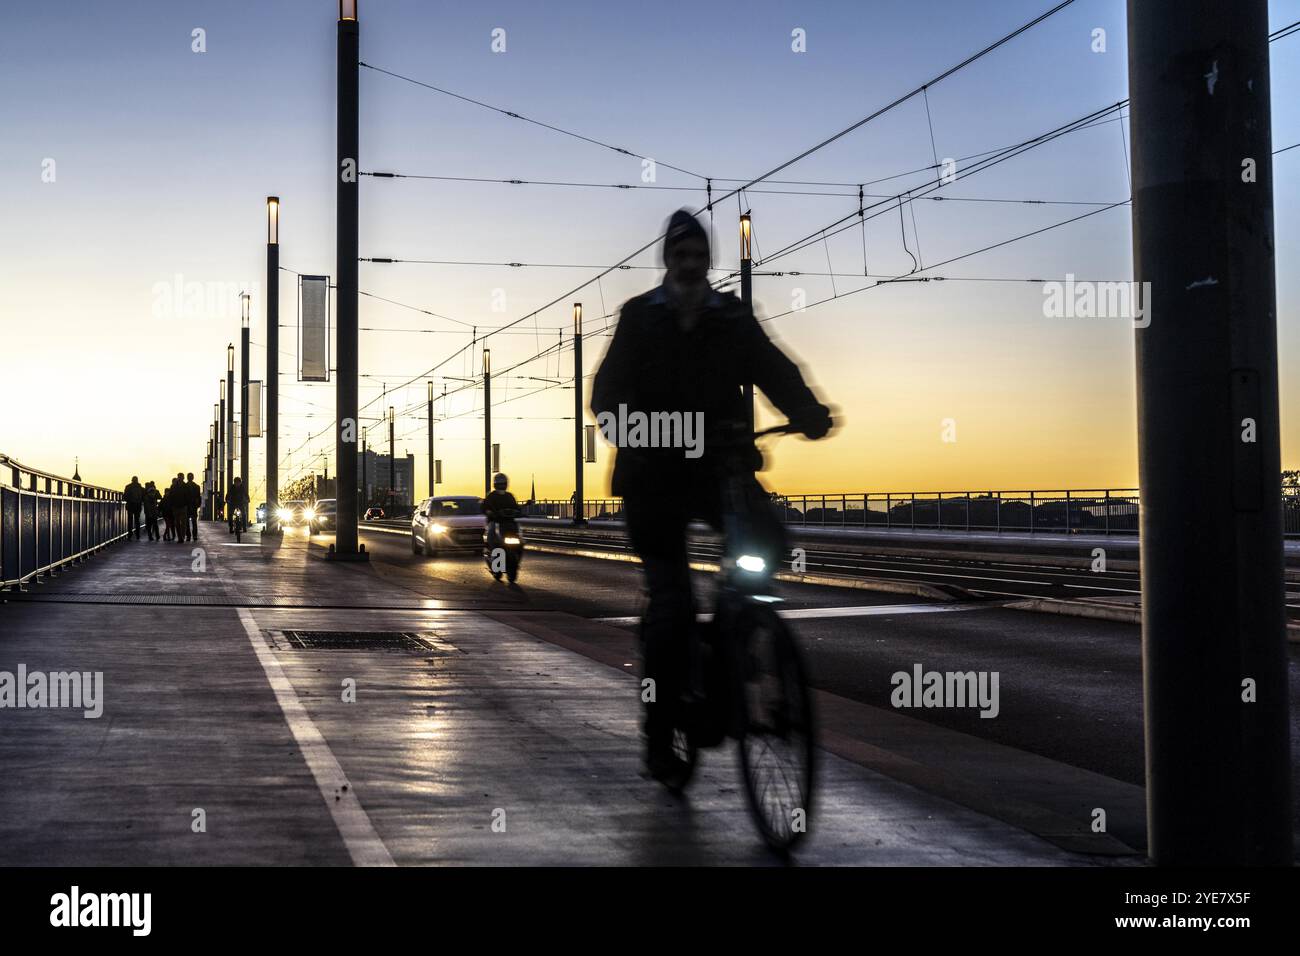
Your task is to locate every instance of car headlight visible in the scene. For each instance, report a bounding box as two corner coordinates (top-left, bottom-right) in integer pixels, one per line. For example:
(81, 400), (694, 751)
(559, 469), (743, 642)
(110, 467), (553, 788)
(304, 508), (316, 521)
(736, 554), (766, 574)
(430, 523), (447, 535)
(276, 508), (292, 520)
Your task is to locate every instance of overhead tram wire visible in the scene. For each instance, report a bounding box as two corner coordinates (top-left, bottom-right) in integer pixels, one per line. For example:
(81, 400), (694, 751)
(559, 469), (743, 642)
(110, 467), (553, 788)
(759, 199), (1132, 324)
(355, 0), (1082, 410)
(361, 169), (1123, 205)
(357, 61), (709, 181)
(737, 19), (1297, 273)
(755, 100), (1129, 269)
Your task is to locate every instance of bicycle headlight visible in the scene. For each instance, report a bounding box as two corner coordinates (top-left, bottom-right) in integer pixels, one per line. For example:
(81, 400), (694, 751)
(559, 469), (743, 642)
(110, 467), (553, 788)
(737, 554), (766, 574)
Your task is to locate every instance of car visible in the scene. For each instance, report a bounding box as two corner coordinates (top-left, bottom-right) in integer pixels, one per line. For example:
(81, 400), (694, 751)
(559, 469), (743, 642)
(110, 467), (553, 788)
(363, 507), (386, 521)
(278, 499), (308, 526)
(309, 498), (336, 535)
(412, 495), (486, 556)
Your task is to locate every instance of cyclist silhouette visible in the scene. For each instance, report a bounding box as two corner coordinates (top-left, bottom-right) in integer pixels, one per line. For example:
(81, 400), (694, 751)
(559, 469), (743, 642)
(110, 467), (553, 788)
(592, 208), (832, 786)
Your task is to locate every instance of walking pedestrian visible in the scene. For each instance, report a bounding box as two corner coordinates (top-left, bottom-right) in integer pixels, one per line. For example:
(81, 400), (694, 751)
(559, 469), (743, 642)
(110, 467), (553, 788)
(143, 481), (162, 541)
(123, 476), (144, 540)
(171, 473), (190, 543)
(161, 479), (175, 541)
(185, 472), (201, 541)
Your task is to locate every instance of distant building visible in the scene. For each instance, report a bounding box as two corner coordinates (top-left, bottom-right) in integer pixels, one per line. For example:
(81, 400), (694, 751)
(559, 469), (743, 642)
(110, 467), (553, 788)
(358, 449), (414, 508)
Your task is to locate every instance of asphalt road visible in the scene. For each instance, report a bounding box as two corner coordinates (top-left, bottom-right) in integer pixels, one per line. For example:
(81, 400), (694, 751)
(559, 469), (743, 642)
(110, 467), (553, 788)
(292, 523), (1300, 821)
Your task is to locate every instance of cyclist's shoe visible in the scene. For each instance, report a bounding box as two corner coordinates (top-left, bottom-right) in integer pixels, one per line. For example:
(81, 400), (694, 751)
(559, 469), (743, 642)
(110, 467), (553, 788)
(641, 749), (691, 792)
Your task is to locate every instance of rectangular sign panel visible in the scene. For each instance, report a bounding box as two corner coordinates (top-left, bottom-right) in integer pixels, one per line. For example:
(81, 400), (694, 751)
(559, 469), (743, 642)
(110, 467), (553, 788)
(247, 381), (262, 437)
(585, 424), (596, 462)
(299, 275), (330, 382)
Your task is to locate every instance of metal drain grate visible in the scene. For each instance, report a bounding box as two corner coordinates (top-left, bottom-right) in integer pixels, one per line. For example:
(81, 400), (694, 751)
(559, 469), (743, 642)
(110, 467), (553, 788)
(275, 630), (439, 651)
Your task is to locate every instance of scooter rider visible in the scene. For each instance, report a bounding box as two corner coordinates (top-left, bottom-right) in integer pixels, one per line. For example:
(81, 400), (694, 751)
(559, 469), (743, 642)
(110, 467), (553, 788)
(483, 473), (519, 522)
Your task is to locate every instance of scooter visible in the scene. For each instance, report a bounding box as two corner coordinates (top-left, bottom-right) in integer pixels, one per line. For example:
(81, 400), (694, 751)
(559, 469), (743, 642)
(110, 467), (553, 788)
(484, 507), (524, 583)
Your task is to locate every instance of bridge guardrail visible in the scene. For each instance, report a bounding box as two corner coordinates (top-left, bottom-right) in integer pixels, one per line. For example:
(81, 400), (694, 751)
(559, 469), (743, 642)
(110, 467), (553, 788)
(521, 488), (1300, 537)
(0, 454), (127, 590)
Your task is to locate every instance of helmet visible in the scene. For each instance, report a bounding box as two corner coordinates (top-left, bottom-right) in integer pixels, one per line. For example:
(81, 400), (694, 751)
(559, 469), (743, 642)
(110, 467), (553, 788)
(493, 473), (508, 491)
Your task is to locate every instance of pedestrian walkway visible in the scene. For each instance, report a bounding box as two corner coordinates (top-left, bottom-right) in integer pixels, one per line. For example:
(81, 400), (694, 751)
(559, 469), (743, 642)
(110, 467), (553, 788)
(0, 523), (1138, 865)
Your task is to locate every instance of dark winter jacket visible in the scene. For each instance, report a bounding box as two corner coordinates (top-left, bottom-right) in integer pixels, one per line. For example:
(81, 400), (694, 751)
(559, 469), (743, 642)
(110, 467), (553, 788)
(591, 284), (829, 497)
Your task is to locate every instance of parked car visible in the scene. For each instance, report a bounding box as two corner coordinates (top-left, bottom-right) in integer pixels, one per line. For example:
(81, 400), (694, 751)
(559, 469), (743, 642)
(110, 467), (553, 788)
(278, 500), (308, 526)
(411, 496), (485, 557)
(309, 498), (336, 535)
(363, 507), (386, 521)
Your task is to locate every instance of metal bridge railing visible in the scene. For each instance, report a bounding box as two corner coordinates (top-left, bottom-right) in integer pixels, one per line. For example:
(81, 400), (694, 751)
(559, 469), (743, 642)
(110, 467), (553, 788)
(0, 454), (128, 590)
(524, 488), (1300, 536)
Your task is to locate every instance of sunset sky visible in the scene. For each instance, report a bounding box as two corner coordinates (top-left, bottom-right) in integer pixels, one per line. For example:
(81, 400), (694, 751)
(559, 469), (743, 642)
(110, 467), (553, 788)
(3, 0), (1299, 500)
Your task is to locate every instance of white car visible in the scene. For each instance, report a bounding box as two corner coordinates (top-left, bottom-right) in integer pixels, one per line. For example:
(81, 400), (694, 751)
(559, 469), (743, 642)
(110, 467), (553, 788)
(278, 500), (308, 526)
(411, 496), (486, 556)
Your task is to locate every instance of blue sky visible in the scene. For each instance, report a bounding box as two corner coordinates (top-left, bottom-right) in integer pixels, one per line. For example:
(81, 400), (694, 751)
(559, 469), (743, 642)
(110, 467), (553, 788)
(3, 0), (1298, 497)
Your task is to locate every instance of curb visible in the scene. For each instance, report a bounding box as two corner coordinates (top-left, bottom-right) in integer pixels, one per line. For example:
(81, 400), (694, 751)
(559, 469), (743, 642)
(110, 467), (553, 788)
(1007, 596), (1300, 640)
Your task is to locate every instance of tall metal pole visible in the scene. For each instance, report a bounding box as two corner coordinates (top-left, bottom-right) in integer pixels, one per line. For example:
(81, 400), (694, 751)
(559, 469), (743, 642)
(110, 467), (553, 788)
(332, 0), (363, 558)
(240, 294), (250, 492)
(213, 404), (221, 519)
(388, 405), (395, 507)
(573, 303), (585, 525)
(427, 380), (434, 500)
(361, 427), (368, 512)
(739, 212), (754, 430)
(1128, 0), (1291, 864)
(226, 346), (234, 524)
(266, 196), (281, 533)
(483, 348), (492, 497)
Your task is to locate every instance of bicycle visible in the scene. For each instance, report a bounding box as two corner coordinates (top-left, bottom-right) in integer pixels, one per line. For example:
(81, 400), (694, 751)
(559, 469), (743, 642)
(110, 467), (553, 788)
(660, 422), (816, 852)
(230, 508), (245, 543)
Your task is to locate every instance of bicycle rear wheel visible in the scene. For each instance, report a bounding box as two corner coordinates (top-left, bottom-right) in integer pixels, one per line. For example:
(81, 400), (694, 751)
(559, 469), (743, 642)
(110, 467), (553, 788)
(734, 604), (815, 851)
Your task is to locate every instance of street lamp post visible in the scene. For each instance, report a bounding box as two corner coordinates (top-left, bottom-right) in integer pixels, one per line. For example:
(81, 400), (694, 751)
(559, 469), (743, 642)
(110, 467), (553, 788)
(426, 380), (434, 501)
(573, 303), (585, 526)
(226, 344), (235, 529)
(240, 293), (250, 493)
(361, 426), (367, 513)
(740, 212), (754, 430)
(332, 0), (364, 559)
(388, 405), (395, 508)
(213, 402), (222, 519)
(266, 196), (281, 533)
(482, 349), (492, 497)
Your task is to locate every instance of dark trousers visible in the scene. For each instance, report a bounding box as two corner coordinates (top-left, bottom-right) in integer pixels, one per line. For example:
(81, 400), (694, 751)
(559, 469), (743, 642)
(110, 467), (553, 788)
(624, 481), (725, 754)
(146, 515), (159, 540)
(172, 508), (189, 541)
(187, 508), (199, 540)
(127, 505), (142, 539)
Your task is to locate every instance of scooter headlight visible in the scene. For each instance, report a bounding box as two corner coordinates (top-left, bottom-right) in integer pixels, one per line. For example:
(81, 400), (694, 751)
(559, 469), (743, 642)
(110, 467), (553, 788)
(736, 554), (766, 574)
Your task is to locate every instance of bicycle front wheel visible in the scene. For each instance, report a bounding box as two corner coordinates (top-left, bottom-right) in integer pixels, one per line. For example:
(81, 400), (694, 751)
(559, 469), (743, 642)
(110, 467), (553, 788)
(734, 604), (815, 851)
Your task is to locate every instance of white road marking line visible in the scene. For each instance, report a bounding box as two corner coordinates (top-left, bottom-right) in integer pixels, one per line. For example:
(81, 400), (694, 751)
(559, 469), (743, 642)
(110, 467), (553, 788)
(594, 602), (997, 627)
(235, 607), (395, 867)
(1063, 582), (1142, 593)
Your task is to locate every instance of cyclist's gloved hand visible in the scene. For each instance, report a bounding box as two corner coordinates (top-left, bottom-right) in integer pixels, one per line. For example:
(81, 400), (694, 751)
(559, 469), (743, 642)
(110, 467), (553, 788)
(791, 404), (833, 440)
